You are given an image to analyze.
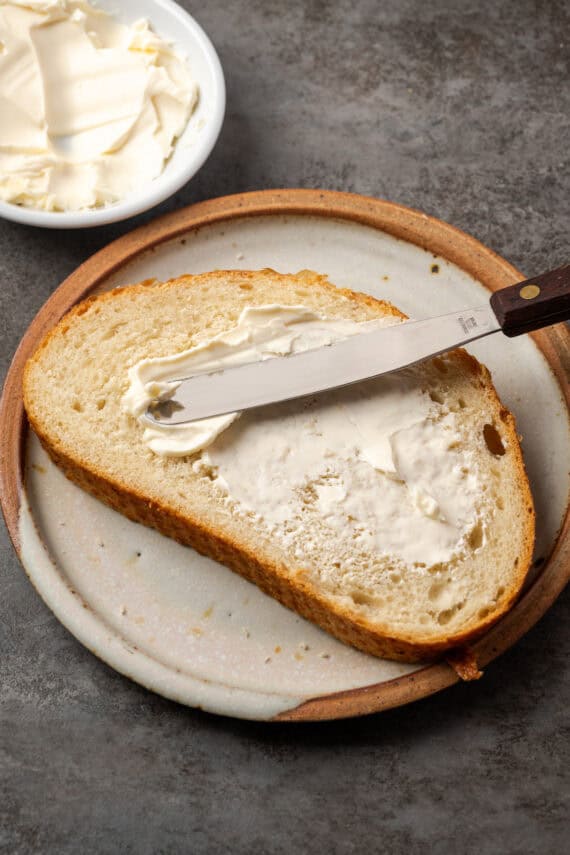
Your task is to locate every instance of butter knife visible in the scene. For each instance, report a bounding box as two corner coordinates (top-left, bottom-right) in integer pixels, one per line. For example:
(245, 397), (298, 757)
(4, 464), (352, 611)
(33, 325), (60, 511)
(146, 264), (570, 425)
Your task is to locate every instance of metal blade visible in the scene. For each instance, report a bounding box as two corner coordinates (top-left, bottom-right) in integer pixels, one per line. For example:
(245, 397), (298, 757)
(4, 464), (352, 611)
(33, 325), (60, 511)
(146, 304), (500, 425)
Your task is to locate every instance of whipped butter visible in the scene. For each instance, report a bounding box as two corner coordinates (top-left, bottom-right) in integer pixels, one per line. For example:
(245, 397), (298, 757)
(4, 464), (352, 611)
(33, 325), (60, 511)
(0, 0), (198, 211)
(124, 305), (487, 569)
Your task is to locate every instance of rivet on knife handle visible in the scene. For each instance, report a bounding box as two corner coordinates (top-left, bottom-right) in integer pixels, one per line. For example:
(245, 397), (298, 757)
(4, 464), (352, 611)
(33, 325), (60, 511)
(490, 263), (570, 337)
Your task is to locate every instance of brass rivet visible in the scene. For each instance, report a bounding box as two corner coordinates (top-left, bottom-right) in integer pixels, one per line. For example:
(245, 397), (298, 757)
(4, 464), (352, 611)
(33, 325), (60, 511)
(520, 284), (540, 300)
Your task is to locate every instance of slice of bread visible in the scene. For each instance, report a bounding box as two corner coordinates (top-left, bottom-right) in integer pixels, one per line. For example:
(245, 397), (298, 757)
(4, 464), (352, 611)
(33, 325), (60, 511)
(23, 269), (535, 662)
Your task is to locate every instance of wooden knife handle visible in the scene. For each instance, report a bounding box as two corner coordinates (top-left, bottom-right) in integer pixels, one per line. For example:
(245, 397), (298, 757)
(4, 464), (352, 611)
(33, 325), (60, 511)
(490, 263), (570, 337)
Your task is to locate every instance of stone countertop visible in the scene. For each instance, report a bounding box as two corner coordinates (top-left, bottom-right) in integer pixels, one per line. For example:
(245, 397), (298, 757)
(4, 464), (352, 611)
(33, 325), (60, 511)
(1, 1), (568, 852)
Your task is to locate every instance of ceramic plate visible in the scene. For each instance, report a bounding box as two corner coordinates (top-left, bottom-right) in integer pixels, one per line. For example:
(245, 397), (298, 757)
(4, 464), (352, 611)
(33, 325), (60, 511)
(1, 190), (569, 720)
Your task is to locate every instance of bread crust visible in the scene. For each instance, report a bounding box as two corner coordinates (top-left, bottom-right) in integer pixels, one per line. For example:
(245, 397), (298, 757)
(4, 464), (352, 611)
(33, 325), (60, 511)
(23, 270), (536, 662)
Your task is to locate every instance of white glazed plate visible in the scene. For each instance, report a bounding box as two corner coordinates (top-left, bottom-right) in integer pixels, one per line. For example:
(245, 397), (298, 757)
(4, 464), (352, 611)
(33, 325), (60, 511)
(2, 191), (569, 720)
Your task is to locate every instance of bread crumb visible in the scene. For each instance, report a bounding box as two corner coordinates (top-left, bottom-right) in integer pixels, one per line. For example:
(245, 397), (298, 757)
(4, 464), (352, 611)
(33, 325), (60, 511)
(446, 647), (483, 680)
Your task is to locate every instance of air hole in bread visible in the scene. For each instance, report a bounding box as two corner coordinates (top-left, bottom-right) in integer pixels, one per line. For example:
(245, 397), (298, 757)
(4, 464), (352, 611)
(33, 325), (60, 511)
(468, 523), (484, 550)
(101, 322), (129, 341)
(478, 606), (490, 619)
(458, 398), (466, 409)
(483, 423), (506, 456)
(429, 390), (445, 404)
(239, 283), (252, 291)
(497, 586), (505, 598)
(71, 400), (83, 413)
(390, 573), (402, 584)
(432, 357), (448, 374)
(350, 589), (378, 607)
(496, 496), (504, 510)
(96, 399), (107, 411)
(437, 602), (463, 625)
(429, 581), (446, 602)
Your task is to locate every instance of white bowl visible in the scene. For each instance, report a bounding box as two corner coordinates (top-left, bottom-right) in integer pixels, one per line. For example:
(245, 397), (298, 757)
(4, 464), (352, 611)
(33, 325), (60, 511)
(0, 0), (225, 229)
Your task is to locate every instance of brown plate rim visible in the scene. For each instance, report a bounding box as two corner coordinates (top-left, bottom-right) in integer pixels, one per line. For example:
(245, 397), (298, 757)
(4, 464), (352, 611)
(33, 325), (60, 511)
(0, 188), (568, 722)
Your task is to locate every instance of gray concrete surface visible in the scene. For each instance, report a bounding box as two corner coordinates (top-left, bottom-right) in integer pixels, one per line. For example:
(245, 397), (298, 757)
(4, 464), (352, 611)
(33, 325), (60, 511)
(1, 0), (569, 852)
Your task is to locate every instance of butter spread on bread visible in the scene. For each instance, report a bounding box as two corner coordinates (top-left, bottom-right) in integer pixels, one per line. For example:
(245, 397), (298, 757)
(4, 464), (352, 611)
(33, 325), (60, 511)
(124, 305), (490, 568)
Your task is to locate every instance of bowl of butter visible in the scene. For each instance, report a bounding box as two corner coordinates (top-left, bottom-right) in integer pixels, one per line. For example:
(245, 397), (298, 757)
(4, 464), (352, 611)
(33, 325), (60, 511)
(0, 0), (225, 228)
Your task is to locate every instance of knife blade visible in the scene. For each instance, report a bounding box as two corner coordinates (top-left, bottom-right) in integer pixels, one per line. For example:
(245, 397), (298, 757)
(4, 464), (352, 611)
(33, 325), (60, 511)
(145, 265), (570, 426)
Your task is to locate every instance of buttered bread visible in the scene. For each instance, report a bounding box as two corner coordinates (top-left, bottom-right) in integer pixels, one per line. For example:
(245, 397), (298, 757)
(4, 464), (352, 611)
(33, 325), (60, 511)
(23, 269), (535, 662)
